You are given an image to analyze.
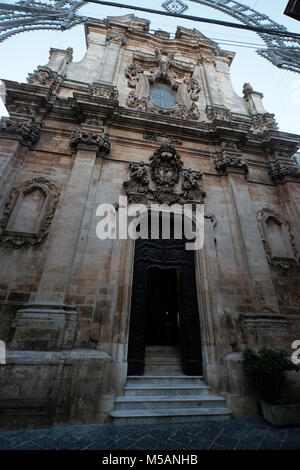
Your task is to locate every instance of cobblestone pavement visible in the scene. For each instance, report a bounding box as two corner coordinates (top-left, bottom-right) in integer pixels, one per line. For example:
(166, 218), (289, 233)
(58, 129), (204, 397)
(0, 416), (299, 450)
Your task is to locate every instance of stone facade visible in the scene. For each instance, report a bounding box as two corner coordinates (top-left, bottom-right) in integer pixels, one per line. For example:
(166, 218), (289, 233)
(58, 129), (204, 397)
(0, 14), (299, 428)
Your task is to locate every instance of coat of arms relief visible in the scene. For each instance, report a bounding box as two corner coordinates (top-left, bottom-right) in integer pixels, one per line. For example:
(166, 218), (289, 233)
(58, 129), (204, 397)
(123, 145), (206, 205)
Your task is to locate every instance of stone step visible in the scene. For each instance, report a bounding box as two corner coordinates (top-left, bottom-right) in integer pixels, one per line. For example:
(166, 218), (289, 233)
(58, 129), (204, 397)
(144, 368), (184, 376)
(111, 407), (232, 425)
(114, 395), (225, 411)
(144, 356), (182, 364)
(145, 346), (181, 355)
(124, 384), (211, 396)
(127, 375), (205, 385)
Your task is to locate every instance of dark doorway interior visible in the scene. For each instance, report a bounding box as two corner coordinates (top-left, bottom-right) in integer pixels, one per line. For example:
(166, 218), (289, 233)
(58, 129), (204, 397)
(146, 268), (180, 346)
(127, 233), (203, 376)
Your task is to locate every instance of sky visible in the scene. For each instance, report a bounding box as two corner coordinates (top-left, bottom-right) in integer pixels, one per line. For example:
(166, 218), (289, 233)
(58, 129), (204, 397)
(0, 0), (299, 135)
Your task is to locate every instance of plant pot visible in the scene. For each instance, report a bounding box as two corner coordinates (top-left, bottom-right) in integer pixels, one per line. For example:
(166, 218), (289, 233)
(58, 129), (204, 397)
(260, 399), (300, 426)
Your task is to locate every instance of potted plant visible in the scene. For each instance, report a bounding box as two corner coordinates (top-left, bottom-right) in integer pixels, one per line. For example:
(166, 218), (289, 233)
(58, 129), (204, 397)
(243, 348), (299, 426)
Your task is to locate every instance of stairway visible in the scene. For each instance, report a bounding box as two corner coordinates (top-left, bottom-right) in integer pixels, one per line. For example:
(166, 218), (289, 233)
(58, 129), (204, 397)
(110, 346), (231, 425)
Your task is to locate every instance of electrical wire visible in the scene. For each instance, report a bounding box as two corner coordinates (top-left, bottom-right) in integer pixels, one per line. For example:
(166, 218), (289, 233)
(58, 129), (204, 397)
(83, 0), (300, 40)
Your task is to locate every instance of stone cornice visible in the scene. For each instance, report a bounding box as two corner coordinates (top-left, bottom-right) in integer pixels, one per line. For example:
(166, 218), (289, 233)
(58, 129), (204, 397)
(2, 82), (299, 158)
(84, 18), (222, 60)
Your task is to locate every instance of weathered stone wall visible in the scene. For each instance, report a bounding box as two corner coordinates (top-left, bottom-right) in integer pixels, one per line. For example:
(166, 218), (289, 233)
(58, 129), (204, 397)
(0, 14), (299, 427)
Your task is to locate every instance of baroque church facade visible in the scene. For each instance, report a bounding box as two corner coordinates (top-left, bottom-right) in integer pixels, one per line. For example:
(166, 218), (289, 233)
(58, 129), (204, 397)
(0, 14), (299, 428)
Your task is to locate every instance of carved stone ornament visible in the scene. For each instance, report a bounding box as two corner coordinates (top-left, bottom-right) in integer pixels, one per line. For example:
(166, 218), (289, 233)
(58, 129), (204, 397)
(206, 105), (232, 122)
(251, 113), (279, 133)
(123, 145), (206, 205)
(88, 83), (119, 100)
(198, 53), (217, 66)
(185, 77), (201, 102)
(0, 117), (44, 146)
(127, 95), (200, 121)
(27, 66), (63, 93)
(257, 208), (299, 269)
(106, 30), (127, 46)
(213, 143), (248, 175)
(0, 177), (60, 248)
(154, 30), (171, 39)
(143, 131), (183, 146)
(269, 158), (300, 184)
(125, 49), (200, 121)
(7, 104), (34, 116)
(69, 127), (111, 156)
(125, 63), (144, 88)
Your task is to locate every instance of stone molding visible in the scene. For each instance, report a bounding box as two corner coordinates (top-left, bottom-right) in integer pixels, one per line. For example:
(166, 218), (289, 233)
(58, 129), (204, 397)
(0, 117), (44, 146)
(123, 144), (206, 205)
(69, 127), (111, 156)
(0, 177), (60, 248)
(257, 207), (299, 269)
(213, 143), (248, 175)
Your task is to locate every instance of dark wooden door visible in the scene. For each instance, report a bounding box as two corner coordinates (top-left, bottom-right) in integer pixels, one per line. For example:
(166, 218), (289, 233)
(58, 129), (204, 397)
(127, 236), (202, 376)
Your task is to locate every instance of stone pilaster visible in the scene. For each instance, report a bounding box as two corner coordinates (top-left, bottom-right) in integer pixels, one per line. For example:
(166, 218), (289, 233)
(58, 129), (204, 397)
(228, 172), (280, 315)
(99, 31), (127, 83)
(10, 122), (111, 351)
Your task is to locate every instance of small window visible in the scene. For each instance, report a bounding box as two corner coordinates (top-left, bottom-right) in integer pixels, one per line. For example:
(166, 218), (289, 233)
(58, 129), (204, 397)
(149, 83), (177, 109)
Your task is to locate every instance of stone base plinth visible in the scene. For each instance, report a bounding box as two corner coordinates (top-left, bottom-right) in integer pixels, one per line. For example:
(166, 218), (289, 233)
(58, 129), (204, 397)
(0, 349), (113, 430)
(9, 304), (78, 351)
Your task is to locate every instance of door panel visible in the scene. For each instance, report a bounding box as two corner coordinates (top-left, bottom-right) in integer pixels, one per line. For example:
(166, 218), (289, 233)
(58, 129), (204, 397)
(127, 236), (202, 376)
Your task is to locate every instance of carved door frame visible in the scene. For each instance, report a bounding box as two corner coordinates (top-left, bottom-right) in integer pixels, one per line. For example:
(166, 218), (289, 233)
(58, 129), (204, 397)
(111, 207), (218, 388)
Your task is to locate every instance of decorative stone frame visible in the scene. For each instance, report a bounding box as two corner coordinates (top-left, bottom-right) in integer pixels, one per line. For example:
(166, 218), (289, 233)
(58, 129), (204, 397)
(125, 49), (201, 120)
(257, 208), (298, 269)
(0, 177), (60, 247)
(108, 207), (220, 396)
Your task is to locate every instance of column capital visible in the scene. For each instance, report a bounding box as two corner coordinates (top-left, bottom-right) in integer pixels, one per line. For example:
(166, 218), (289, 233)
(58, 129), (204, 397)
(213, 142), (248, 176)
(69, 125), (111, 157)
(0, 116), (44, 147)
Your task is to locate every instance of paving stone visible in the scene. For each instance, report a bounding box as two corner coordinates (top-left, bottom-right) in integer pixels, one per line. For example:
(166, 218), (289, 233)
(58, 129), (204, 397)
(0, 417), (299, 450)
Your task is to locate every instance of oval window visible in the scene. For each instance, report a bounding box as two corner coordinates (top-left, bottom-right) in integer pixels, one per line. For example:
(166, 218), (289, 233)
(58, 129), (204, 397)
(149, 83), (177, 109)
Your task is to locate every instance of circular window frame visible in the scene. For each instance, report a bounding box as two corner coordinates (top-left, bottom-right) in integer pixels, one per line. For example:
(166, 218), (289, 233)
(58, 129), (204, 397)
(149, 82), (178, 110)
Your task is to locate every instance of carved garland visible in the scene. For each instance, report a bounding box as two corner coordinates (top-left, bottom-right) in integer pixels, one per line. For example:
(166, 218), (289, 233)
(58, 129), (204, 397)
(0, 177), (60, 248)
(257, 207), (299, 269)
